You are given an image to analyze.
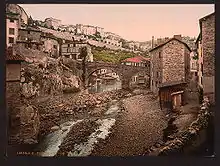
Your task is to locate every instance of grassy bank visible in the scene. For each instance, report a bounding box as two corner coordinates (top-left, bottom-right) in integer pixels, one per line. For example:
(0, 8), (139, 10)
(91, 47), (141, 63)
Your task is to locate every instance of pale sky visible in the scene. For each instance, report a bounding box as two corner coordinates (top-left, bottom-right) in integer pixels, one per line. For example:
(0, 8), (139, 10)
(19, 4), (214, 42)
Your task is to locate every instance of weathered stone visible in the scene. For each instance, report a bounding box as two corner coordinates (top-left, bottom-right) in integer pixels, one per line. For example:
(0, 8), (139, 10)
(51, 126), (60, 131)
(21, 77), (25, 83)
(9, 105), (40, 144)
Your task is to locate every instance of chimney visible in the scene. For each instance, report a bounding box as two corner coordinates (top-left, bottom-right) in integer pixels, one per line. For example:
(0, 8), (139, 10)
(151, 36), (154, 48)
(173, 35), (182, 40)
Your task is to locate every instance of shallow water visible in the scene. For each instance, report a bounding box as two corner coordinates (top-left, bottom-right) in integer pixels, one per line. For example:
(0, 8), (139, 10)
(68, 118), (116, 157)
(38, 120), (83, 157)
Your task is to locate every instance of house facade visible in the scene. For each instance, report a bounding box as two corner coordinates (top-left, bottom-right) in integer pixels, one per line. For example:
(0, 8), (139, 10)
(17, 27), (43, 50)
(41, 32), (60, 58)
(6, 4), (28, 26)
(6, 12), (20, 47)
(61, 40), (93, 62)
(196, 12), (215, 104)
(149, 35), (191, 95)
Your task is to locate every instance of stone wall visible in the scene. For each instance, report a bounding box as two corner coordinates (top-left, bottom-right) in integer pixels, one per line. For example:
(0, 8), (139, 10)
(162, 40), (186, 83)
(150, 47), (163, 94)
(6, 63), (21, 81)
(6, 82), (21, 106)
(146, 96), (212, 156)
(202, 14), (215, 77)
(201, 14), (215, 104)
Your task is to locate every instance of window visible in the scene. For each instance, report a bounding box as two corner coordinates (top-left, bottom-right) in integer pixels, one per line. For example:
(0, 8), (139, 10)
(156, 81), (158, 87)
(157, 72), (160, 78)
(9, 28), (15, 35)
(8, 37), (14, 44)
(195, 72), (198, 76)
(28, 31), (30, 34)
(159, 51), (162, 58)
(201, 77), (203, 85)
(201, 63), (203, 74)
(10, 19), (14, 23)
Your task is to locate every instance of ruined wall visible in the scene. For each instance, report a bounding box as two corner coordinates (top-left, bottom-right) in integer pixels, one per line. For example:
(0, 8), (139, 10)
(162, 40), (185, 83)
(201, 14), (215, 104)
(146, 96), (212, 156)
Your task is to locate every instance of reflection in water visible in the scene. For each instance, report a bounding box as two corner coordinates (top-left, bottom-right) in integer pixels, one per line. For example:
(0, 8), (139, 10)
(88, 79), (122, 93)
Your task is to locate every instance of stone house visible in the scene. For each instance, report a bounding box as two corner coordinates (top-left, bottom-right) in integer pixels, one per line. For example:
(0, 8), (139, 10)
(6, 11), (20, 47)
(6, 47), (24, 105)
(6, 4), (28, 26)
(61, 39), (93, 62)
(44, 17), (61, 30)
(149, 35), (191, 96)
(122, 56), (150, 67)
(17, 27), (43, 50)
(41, 32), (60, 58)
(196, 12), (215, 104)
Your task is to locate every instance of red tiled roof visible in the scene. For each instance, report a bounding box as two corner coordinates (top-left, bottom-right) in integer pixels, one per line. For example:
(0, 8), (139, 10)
(123, 56), (150, 63)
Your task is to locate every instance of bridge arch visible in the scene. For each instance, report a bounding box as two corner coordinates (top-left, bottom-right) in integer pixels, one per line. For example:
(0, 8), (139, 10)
(86, 67), (123, 87)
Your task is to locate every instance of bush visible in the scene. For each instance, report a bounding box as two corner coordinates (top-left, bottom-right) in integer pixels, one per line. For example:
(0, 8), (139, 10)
(63, 87), (81, 94)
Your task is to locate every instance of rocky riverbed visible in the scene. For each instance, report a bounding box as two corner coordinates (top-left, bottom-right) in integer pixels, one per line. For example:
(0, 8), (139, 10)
(29, 89), (171, 157)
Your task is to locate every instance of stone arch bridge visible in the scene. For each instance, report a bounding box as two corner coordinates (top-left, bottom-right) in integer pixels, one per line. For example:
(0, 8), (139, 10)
(83, 61), (150, 89)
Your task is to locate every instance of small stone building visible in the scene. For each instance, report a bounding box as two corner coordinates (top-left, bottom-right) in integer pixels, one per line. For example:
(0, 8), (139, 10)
(41, 32), (60, 58)
(149, 35), (191, 95)
(196, 12), (215, 104)
(17, 26), (43, 50)
(61, 39), (93, 62)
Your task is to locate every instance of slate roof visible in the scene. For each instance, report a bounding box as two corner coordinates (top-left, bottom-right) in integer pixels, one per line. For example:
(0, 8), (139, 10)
(149, 38), (191, 52)
(158, 80), (187, 88)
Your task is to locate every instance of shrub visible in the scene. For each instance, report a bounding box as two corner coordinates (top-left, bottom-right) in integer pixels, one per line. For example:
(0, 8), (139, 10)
(63, 87), (81, 94)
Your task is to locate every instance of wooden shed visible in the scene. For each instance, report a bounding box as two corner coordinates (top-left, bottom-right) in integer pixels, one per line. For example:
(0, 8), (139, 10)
(159, 81), (187, 112)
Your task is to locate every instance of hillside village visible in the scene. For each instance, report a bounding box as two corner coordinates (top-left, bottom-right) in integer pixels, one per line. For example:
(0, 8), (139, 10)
(6, 4), (215, 157)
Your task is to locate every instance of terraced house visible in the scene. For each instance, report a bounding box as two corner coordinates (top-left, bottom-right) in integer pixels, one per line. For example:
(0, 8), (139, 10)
(196, 12), (215, 104)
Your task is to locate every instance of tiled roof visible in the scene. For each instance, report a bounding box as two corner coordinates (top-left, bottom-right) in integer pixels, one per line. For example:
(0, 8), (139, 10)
(123, 56), (150, 63)
(6, 49), (25, 61)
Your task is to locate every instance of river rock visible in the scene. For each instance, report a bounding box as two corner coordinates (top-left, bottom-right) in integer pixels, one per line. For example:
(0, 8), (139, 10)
(21, 77), (25, 83)
(51, 126), (60, 131)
